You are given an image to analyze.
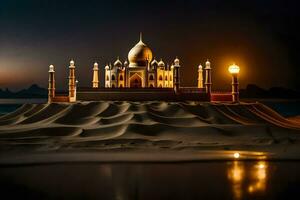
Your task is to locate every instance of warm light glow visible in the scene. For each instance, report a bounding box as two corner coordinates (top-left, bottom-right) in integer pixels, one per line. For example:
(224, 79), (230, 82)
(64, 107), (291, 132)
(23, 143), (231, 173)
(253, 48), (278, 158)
(234, 152), (240, 159)
(258, 164), (265, 169)
(228, 63), (240, 74)
(227, 161), (269, 199)
(228, 161), (245, 199)
(248, 161), (268, 194)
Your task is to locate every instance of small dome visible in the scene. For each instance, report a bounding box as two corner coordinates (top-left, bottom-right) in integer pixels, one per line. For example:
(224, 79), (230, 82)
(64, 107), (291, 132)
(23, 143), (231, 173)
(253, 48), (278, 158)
(70, 60), (75, 66)
(49, 65), (55, 72)
(124, 60), (128, 66)
(114, 58), (122, 67)
(93, 62), (99, 70)
(105, 64), (110, 70)
(158, 59), (165, 67)
(205, 60), (211, 68)
(198, 64), (203, 69)
(151, 58), (158, 66)
(174, 57), (180, 66)
(171, 65), (174, 69)
(128, 34), (153, 67)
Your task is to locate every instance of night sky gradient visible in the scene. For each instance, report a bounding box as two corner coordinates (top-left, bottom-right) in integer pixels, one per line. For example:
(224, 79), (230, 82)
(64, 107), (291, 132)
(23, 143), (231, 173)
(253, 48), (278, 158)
(0, 0), (299, 91)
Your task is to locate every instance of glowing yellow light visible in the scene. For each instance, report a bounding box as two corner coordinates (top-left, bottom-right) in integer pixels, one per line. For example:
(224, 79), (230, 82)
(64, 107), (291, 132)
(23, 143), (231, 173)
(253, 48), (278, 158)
(248, 186), (254, 193)
(258, 164), (265, 169)
(247, 161), (268, 194)
(227, 161), (245, 199)
(234, 152), (240, 159)
(228, 63), (240, 74)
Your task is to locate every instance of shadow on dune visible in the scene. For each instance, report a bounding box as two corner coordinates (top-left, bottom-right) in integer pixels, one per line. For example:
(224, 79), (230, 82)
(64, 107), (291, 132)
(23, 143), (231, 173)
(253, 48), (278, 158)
(0, 101), (299, 156)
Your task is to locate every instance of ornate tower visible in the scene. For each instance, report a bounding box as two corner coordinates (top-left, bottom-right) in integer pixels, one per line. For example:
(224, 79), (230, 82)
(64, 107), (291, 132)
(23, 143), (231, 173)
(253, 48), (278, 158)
(48, 65), (55, 103)
(173, 57), (181, 94)
(204, 60), (212, 96)
(92, 62), (99, 88)
(157, 59), (165, 88)
(104, 64), (110, 88)
(149, 59), (158, 87)
(68, 60), (76, 102)
(170, 64), (174, 88)
(198, 64), (204, 88)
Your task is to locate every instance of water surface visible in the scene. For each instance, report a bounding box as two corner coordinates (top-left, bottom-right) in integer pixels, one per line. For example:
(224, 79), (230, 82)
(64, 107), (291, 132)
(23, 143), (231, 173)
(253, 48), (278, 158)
(0, 161), (299, 199)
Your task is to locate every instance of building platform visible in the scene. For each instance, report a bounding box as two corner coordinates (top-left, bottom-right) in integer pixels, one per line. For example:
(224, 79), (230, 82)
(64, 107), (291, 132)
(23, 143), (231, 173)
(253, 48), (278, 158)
(77, 87), (209, 101)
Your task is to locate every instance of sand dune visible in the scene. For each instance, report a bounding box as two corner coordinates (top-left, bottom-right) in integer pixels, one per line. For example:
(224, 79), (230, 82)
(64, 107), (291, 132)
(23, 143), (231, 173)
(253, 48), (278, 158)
(0, 101), (300, 163)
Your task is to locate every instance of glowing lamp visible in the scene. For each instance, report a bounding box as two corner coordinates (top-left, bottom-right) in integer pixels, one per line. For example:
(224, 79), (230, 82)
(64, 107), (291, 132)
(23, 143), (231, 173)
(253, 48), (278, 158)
(228, 64), (240, 74)
(234, 152), (240, 159)
(229, 63), (240, 103)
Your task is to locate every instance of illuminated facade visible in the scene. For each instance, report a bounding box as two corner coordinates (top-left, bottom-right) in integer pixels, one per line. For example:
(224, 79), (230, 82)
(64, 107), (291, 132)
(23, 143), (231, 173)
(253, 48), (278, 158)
(104, 34), (174, 88)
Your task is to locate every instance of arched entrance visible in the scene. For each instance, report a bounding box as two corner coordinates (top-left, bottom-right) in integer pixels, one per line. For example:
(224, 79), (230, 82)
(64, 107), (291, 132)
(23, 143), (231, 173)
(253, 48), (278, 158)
(130, 73), (142, 88)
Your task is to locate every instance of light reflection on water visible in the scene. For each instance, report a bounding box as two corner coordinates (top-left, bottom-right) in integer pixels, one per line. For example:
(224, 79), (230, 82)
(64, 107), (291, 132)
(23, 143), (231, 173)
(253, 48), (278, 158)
(227, 161), (268, 200)
(1, 161), (300, 199)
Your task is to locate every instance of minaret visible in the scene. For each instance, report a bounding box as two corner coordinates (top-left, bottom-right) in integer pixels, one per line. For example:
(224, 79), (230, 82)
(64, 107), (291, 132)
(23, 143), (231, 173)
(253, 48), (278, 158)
(105, 64), (110, 88)
(48, 65), (55, 103)
(92, 62), (99, 88)
(198, 64), (204, 88)
(68, 60), (76, 102)
(204, 60), (212, 97)
(228, 63), (240, 103)
(173, 57), (181, 94)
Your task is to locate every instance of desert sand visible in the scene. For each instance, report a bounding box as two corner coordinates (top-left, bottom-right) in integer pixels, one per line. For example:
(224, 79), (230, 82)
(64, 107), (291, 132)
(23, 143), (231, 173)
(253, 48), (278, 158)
(0, 101), (299, 164)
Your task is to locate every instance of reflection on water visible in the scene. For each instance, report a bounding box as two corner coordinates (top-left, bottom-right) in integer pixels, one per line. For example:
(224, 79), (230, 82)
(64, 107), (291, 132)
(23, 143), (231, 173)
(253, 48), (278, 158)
(1, 161), (300, 199)
(249, 161), (268, 194)
(227, 161), (268, 200)
(228, 161), (245, 199)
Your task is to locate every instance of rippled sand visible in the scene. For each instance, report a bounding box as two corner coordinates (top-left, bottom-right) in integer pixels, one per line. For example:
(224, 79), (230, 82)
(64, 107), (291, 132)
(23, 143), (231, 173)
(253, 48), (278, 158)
(0, 101), (299, 163)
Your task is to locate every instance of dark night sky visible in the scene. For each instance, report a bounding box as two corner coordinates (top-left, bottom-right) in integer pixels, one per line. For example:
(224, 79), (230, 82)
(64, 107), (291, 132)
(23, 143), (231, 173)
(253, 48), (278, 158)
(0, 0), (299, 91)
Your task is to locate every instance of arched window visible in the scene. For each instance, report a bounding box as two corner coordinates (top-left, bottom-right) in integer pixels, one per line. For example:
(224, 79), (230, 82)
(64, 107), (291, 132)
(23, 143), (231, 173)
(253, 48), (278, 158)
(170, 76), (172, 81)
(120, 75), (123, 81)
(120, 84), (123, 88)
(159, 75), (163, 81)
(112, 84), (115, 88)
(149, 75), (154, 80)
(165, 76), (168, 81)
(150, 84), (154, 88)
(106, 75), (109, 81)
(159, 84), (162, 88)
(112, 75), (116, 81)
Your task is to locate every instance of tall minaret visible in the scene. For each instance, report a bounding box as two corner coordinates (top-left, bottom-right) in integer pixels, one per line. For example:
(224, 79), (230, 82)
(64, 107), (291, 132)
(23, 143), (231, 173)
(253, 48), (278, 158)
(92, 62), (99, 88)
(197, 64), (204, 88)
(68, 60), (76, 102)
(204, 60), (212, 96)
(48, 65), (55, 103)
(173, 57), (181, 94)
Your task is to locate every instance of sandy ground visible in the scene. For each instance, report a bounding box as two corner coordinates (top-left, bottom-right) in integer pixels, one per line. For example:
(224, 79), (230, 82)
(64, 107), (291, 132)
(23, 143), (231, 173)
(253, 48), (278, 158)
(0, 101), (299, 164)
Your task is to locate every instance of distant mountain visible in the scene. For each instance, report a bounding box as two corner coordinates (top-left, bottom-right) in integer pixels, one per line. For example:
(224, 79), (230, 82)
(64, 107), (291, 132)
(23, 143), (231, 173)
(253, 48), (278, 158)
(240, 84), (300, 99)
(0, 84), (47, 99)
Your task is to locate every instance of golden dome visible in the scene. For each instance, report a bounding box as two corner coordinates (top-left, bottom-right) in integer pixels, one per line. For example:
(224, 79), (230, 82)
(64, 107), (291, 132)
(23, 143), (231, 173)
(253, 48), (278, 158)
(128, 33), (153, 67)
